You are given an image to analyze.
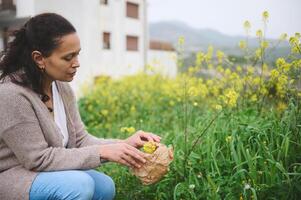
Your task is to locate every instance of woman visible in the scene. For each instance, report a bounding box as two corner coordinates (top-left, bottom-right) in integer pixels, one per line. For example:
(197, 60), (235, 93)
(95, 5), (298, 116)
(0, 13), (160, 200)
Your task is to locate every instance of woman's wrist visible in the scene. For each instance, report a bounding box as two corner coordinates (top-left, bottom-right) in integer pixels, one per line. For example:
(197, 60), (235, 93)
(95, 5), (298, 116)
(99, 145), (108, 160)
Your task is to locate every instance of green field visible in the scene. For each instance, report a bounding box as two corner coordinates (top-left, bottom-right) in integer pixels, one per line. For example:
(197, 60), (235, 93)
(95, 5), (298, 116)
(78, 13), (301, 200)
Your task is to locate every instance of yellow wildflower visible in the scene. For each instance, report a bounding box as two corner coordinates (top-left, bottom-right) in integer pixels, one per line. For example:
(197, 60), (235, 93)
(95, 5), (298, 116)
(127, 127), (136, 134)
(216, 50), (225, 63)
(226, 136), (232, 143)
(276, 58), (286, 68)
(224, 89), (239, 108)
(277, 102), (287, 112)
(262, 11), (269, 21)
(101, 109), (109, 116)
(243, 20), (251, 30)
(217, 65), (224, 73)
(261, 41), (269, 49)
(256, 29), (263, 38)
(225, 68), (231, 76)
(250, 94), (257, 102)
(143, 142), (158, 154)
(270, 69), (279, 79)
(239, 41), (247, 49)
(236, 65), (242, 72)
(247, 66), (255, 74)
(279, 33), (287, 41)
(120, 126), (136, 134)
(178, 36), (185, 45)
(214, 104), (222, 111)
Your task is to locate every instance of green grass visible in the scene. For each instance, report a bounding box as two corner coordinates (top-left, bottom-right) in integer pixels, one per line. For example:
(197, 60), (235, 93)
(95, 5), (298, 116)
(79, 88), (301, 199)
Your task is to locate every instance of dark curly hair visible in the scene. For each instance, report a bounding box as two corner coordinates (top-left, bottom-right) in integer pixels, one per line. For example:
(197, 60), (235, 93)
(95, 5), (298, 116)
(0, 13), (76, 101)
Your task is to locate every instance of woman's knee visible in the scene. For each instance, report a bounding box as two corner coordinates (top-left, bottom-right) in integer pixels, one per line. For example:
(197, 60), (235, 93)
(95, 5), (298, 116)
(101, 175), (116, 200)
(30, 170), (96, 200)
(85, 170), (116, 200)
(70, 171), (95, 200)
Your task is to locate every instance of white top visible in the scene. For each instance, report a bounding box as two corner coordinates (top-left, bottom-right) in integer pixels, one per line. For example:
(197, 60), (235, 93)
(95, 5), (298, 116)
(52, 81), (69, 147)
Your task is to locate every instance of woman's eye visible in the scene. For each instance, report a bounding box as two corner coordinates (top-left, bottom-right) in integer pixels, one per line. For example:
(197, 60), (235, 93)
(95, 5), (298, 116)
(64, 56), (73, 61)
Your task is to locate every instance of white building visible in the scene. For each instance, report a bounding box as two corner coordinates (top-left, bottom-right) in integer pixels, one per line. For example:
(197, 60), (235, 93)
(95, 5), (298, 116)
(0, 0), (177, 96)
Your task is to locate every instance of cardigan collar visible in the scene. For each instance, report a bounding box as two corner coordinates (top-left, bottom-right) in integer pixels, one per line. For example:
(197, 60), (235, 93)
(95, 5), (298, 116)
(2, 71), (77, 148)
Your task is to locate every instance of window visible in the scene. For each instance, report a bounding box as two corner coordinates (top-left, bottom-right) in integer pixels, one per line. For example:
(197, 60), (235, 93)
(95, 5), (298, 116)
(126, 36), (138, 51)
(103, 32), (111, 49)
(126, 2), (139, 19)
(100, 0), (108, 5)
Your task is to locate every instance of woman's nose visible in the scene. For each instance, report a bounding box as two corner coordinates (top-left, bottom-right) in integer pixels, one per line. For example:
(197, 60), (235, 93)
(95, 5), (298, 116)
(72, 57), (80, 68)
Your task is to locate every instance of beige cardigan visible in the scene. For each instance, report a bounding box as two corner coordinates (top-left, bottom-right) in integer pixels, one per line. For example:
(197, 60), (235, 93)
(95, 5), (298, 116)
(0, 79), (115, 200)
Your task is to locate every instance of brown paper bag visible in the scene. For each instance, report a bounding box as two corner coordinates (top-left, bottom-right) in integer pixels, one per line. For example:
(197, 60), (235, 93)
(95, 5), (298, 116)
(131, 143), (174, 185)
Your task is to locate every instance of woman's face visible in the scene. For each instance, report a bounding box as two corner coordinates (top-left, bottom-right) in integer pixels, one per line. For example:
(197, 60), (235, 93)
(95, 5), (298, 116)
(43, 33), (81, 82)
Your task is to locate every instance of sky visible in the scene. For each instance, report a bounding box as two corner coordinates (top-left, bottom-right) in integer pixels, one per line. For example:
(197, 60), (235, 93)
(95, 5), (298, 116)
(148, 0), (301, 39)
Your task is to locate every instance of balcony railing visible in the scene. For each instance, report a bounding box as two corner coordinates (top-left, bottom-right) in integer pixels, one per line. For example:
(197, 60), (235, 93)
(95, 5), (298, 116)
(0, 0), (16, 12)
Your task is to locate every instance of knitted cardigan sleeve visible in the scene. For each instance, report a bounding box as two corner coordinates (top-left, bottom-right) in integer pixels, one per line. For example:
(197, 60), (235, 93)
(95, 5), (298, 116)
(0, 89), (101, 172)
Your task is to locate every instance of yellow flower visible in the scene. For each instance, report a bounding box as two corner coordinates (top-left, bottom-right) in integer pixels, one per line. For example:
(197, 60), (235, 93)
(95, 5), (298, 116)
(251, 77), (260, 85)
(188, 86), (198, 97)
(214, 104), (222, 111)
(276, 58), (286, 68)
(250, 94), (257, 102)
(224, 89), (239, 108)
(169, 100), (175, 106)
(101, 109), (109, 116)
(289, 36), (299, 46)
(130, 105), (136, 113)
(216, 50), (225, 63)
(256, 29), (263, 38)
(247, 66), (255, 74)
(261, 41), (269, 49)
(270, 69), (279, 79)
(127, 127), (136, 134)
(225, 68), (231, 76)
(236, 66), (242, 72)
(120, 126), (136, 134)
(262, 11), (269, 21)
(279, 33), (287, 41)
(263, 63), (268, 71)
(255, 48), (262, 58)
(277, 102), (287, 112)
(243, 20), (251, 30)
(178, 36), (185, 45)
(120, 127), (127, 133)
(217, 65), (224, 73)
(239, 41), (247, 49)
(206, 80), (213, 86)
(143, 141), (158, 154)
(195, 51), (205, 67)
(226, 136), (232, 143)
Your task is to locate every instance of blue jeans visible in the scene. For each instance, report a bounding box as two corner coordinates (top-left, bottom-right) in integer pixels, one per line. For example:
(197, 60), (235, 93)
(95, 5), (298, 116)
(29, 170), (115, 200)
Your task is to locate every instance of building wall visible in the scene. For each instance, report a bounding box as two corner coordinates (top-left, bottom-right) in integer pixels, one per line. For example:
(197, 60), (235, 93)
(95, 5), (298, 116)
(4, 0), (177, 98)
(14, 0), (147, 95)
(97, 0), (146, 78)
(148, 50), (177, 78)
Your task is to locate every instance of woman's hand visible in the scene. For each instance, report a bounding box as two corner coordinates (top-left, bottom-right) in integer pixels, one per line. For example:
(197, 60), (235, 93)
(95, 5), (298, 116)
(124, 130), (161, 148)
(99, 142), (147, 168)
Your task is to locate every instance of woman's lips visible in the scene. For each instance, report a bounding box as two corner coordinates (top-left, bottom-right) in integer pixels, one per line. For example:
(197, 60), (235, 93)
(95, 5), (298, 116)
(69, 71), (76, 76)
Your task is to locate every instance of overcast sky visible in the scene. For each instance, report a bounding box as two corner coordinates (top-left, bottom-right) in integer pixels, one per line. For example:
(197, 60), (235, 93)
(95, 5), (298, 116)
(148, 0), (301, 39)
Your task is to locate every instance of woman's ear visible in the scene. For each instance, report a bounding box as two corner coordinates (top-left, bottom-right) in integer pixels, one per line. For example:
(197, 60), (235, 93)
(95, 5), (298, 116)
(31, 51), (45, 70)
